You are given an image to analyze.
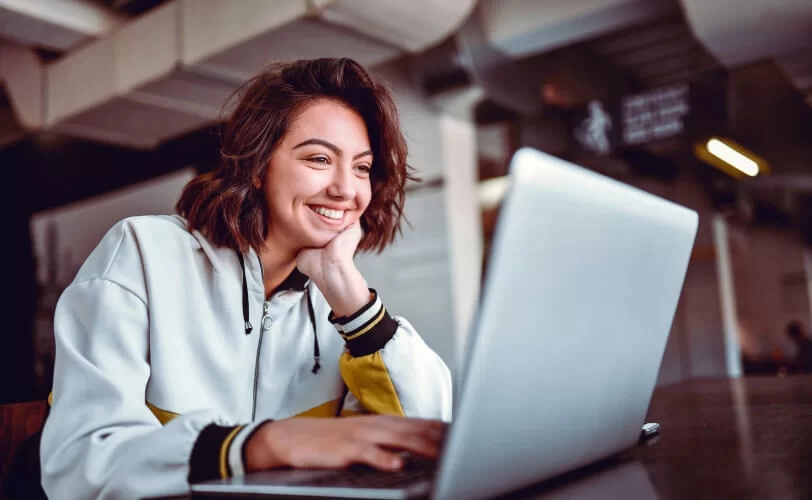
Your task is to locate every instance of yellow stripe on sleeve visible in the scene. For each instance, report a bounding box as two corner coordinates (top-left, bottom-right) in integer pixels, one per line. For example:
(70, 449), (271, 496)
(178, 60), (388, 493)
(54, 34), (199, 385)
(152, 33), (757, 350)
(342, 307), (386, 341)
(146, 401), (180, 425)
(219, 425), (245, 479)
(339, 351), (405, 416)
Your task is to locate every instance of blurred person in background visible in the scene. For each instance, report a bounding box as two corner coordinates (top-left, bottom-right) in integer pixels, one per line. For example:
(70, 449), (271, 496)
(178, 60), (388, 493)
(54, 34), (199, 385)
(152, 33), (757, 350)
(785, 320), (812, 373)
(38, 58), (452, 500)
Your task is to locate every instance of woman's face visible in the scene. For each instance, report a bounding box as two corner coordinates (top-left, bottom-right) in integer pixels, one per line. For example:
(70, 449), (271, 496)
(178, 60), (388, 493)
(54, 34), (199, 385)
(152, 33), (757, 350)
(261, 99), (373, 252)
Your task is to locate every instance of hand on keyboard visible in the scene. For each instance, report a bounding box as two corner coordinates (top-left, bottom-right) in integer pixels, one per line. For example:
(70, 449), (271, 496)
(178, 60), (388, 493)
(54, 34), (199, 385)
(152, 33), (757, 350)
(245, 415), (446, 473)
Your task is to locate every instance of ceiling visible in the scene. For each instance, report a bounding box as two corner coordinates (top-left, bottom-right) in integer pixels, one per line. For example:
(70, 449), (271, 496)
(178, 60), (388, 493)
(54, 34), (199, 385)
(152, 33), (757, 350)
(0, 0), (477, 148)
(2, 0), (810, 145)
(587, 12), (721, 91)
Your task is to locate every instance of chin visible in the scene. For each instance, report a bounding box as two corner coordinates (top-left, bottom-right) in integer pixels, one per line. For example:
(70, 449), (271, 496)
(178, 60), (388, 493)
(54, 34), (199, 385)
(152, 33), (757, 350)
(301, 231), (339, 249)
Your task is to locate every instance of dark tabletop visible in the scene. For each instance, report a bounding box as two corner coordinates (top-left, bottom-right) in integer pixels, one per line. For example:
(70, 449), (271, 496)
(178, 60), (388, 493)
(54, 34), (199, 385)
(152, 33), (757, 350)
(640, 375), (812, 500)
(514, 375), (812, 500)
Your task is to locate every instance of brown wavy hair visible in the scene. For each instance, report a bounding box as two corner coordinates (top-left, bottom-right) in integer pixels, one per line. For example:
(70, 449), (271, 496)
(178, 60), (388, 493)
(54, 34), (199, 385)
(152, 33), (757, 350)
(176, 58), (417, 254)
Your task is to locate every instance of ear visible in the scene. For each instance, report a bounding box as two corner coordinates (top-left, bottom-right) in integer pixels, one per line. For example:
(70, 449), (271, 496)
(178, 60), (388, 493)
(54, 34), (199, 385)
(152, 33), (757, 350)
(253, 177), (262, 189)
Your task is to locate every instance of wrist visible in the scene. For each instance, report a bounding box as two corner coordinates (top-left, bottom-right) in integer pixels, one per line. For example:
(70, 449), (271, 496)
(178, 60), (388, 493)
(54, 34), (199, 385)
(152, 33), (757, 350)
(244, 421), (284, 472)
(330, 291), (399, 357)
(316, 263), (370, 317)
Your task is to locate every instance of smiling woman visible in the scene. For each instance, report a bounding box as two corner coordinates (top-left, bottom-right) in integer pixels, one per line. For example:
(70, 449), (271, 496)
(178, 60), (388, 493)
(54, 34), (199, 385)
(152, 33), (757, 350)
(38, 58), (452, 500)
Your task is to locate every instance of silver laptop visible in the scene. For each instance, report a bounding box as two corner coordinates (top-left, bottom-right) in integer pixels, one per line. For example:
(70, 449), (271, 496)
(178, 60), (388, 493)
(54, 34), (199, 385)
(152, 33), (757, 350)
(192, 147), (698, 499)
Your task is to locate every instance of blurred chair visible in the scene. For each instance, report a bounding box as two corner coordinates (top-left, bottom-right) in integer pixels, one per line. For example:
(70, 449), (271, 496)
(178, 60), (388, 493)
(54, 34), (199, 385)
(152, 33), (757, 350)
(0, 400), (48, 499)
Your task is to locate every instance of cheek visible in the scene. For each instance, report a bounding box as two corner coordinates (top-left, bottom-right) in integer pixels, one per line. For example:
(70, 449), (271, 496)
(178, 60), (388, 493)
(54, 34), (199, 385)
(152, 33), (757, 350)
(270, 172), (323, 205)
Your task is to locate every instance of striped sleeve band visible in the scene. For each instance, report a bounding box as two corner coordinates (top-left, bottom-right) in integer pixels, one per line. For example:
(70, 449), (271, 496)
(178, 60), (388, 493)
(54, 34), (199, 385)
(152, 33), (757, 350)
(228, 420), (271, 477)
(330, 289), (398, 357)
(188, 423), (244, 483)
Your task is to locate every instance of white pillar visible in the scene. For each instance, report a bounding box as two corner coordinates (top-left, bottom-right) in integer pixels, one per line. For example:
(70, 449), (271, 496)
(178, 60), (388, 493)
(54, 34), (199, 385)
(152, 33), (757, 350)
(439, 114), (482, 369)
(712, 214), (743, 377)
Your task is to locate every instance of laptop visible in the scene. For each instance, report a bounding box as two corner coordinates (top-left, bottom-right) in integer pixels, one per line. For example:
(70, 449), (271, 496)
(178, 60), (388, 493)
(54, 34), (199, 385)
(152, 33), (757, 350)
(192, 147), (698, 499)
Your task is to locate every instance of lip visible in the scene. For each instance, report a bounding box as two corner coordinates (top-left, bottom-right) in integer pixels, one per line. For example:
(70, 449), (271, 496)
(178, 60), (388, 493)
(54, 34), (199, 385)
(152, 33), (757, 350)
(308, 203), (353, 211)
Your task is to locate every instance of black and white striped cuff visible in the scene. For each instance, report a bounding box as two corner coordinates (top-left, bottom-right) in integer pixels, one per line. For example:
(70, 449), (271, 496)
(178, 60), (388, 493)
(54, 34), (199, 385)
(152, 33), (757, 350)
(229, 420), (270, 477)
(188, 423), (245, 483)
(330, 289), (398, 357)
(188, 420), (270, 483)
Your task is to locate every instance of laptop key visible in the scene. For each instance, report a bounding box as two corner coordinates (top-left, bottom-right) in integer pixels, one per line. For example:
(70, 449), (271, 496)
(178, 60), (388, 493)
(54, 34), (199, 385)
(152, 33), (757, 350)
(308, 463), (436, 489)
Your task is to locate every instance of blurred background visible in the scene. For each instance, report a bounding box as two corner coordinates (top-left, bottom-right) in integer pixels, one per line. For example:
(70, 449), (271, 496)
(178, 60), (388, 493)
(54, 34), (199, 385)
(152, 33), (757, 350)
(1, 0), (811, 404)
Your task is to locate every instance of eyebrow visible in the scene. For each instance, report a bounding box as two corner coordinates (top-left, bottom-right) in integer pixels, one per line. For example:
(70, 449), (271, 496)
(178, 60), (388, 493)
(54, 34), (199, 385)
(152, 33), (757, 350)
(292, 138), (373, 161)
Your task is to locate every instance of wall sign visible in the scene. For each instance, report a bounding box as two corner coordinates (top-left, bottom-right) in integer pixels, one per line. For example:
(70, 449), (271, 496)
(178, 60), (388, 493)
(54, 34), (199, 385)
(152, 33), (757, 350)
(622, 84), (690, 146)
(570, 76), (726, 156)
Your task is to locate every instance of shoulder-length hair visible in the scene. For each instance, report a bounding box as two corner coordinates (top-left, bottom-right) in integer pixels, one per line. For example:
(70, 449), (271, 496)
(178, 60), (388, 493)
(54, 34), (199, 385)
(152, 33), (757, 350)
(176, 58), (417, 254)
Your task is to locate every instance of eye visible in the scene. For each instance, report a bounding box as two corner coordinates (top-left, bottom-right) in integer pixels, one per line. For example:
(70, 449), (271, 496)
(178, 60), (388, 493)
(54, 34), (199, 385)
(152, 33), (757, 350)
(355, 164), (372, 174)
(306, 155), (331, 166)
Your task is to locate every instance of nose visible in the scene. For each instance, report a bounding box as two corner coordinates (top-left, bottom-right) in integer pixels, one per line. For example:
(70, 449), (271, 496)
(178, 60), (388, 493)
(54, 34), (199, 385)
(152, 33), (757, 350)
(326, 164), (356, 200)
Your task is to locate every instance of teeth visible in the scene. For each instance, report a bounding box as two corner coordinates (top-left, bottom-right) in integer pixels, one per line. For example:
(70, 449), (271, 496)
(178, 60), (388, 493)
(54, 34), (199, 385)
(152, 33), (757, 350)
(313, 206), (344, 220)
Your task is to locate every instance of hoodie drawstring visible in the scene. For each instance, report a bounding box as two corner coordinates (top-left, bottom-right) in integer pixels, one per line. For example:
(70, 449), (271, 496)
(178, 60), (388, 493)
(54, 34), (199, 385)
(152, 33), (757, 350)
(237, 252), (253, 335)
(237, 250), (320, 374)
(305, 287), (322, 374)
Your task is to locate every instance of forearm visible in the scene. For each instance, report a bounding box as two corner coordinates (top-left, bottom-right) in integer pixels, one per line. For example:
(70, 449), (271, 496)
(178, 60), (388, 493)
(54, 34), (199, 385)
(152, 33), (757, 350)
(313, 261), (371, 317)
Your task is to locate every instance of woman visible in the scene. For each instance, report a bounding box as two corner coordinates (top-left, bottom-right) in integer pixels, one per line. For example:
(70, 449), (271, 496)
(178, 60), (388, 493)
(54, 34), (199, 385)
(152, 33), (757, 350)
(40, 58), (452, 500)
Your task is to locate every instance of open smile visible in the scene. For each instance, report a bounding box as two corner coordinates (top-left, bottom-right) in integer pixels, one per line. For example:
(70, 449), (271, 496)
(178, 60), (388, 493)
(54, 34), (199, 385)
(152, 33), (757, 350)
(309, 205), (346, 226)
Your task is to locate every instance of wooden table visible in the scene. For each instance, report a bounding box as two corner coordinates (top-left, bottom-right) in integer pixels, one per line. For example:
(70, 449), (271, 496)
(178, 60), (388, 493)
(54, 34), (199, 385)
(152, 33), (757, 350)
(514, 375), (812, 499)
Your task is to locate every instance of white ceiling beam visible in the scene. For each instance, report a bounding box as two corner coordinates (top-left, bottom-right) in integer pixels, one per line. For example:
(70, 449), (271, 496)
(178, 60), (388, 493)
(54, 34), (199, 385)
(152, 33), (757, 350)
(315, 0), (478, 53)
(681, 0), (812, 68)
(479, 0), (676, 57)
(0, 0), (122, 38)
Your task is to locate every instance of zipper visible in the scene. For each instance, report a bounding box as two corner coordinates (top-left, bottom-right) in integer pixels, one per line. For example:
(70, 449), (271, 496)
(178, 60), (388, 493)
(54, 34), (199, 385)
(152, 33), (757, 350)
(251, 251), (267, 421)
(251, 301), (271, 420)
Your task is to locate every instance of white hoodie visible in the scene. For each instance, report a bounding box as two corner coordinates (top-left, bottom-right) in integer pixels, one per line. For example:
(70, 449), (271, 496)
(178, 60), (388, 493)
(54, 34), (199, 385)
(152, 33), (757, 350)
(40, 215), (452, 500)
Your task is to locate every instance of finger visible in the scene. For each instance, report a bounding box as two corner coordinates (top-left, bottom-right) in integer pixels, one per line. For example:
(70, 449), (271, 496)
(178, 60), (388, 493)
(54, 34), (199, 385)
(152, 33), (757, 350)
(374, 416), (448, 440)
(393, 434), (442, 458)
(423, 423), (446, 442)
(360, 427), (442, 458)
(355, 445), (404, 471)
(353, 415), (447, 445)
(324, 223), (359, 250)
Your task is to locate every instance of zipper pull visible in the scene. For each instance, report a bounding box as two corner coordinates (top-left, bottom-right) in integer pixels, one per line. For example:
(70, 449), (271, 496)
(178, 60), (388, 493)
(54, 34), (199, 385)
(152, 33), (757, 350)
(261, 302), (272, 331)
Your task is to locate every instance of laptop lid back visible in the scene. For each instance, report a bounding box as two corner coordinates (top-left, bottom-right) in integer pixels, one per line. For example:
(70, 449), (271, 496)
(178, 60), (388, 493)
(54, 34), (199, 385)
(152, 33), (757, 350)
(434, 148), (698, 499)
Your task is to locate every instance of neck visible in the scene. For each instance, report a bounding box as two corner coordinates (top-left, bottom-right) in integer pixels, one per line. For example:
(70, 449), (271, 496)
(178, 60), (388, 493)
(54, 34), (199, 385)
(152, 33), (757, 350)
(258, 237), (298, 299)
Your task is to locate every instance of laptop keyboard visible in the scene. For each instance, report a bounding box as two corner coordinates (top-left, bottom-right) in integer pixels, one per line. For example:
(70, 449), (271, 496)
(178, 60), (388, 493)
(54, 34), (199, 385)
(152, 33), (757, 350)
(308, 461), (436, 489)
